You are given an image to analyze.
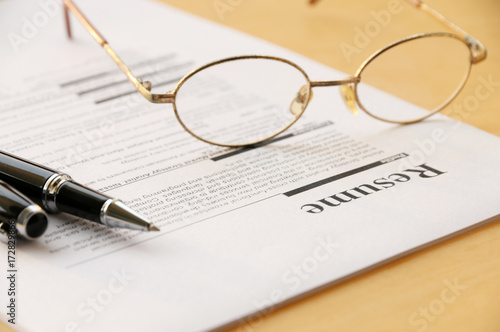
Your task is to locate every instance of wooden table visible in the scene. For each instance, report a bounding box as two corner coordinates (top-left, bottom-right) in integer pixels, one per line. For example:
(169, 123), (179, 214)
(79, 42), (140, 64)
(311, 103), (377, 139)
(154, 1), (500, 331)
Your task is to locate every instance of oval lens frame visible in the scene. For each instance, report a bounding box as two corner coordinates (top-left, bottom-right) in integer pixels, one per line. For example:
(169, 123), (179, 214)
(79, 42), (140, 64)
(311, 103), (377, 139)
(353, 32), (473, 124)
(172, 55), (313, 147)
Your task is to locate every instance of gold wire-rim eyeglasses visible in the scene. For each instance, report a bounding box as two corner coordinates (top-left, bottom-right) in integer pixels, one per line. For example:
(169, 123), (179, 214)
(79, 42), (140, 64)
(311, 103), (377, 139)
(62, 0), (487, 148)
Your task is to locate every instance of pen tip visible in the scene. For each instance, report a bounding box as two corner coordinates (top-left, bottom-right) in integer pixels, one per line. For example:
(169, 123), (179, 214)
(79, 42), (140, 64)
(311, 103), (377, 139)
(104, 200), (159, 232)
(149, 225), (160, 232)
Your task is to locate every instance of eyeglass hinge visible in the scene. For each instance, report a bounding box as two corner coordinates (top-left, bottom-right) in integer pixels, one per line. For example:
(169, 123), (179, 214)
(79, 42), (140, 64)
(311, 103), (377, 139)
(150, 91), (175, 104)
(137, 78), (152, 91)
(465, 36), (487, 64)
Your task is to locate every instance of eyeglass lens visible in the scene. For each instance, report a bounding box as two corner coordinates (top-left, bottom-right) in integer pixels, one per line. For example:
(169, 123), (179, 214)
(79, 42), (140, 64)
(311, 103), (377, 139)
(174, 58), (310, 146)
(356, 34), (471, 123)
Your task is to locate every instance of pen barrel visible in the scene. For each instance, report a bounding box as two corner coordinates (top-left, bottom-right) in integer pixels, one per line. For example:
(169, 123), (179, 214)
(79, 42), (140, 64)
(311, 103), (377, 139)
(0, 150), (152, 231)
(55, 181), (111, 224)
(0, 180), (48, 241)
(0, 151), (56, 207)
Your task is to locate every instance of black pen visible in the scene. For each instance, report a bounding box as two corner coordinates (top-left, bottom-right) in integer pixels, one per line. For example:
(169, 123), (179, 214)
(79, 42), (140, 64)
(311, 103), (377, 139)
(0, 150), (159, 232)
(0, 180), (48, 242)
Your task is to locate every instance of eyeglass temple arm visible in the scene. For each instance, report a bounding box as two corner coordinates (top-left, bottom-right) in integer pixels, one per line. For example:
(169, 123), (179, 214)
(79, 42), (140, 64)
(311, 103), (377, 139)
(309, 0), (486, 63)
(62, 0), (174, 104)
(406, 0), (486, 63)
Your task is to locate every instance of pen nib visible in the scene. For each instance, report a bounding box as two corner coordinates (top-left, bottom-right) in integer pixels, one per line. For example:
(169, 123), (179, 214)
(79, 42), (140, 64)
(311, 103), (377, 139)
(149, 225), (160, 232)
(103, 200), (158, 232)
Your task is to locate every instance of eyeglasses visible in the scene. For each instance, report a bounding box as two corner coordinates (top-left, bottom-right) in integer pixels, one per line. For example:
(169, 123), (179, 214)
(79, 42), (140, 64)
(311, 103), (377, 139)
(63, 0), (486, 147)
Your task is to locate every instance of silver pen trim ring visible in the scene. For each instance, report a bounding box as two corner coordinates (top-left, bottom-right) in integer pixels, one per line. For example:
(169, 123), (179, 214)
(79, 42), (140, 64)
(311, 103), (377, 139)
(100, 198), (117, 227)
(17, 204), (47, 240)
(42, 173), (72, 213)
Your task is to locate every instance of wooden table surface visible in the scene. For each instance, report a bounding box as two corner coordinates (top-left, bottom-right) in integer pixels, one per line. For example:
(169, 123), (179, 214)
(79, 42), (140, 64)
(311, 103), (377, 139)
(154, 1), (500, 332)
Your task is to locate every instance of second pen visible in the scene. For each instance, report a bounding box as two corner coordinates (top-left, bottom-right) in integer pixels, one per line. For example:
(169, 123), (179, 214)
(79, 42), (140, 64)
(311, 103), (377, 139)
(0, 150), (159, 232)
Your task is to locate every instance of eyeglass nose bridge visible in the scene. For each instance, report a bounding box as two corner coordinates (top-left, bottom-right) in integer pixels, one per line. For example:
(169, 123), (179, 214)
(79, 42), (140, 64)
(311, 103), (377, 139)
(310, 76), (361, 115)
(310, 76), (360, 87)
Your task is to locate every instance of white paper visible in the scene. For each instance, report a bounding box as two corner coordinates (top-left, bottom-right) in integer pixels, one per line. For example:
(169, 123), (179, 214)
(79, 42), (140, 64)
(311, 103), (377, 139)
(1, 0), (499, 331)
